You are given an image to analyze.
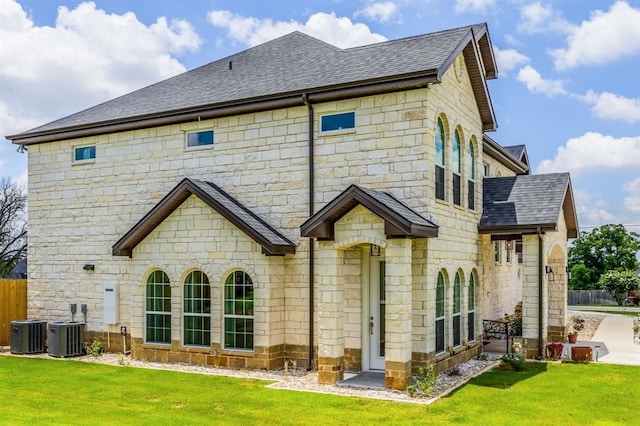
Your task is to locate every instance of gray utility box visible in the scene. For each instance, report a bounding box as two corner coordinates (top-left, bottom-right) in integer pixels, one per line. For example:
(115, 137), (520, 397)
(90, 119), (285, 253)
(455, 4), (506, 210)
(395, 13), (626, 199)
(10, 320), (47, 354)
(47, 321), (85, 357)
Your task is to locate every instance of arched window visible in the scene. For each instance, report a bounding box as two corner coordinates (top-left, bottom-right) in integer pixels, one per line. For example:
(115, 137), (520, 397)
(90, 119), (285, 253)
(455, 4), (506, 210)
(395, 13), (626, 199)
(468, 273), (476, 342)
(452, 130), (462, 205)
(467, 141), (475, 210)
(146, 270), (171, 344)
(435, 271), (445, 353)
(224, 271), (254, 350)
(435, 117), (446, 200)
(453, 271), (462, 347)
(183, 270), (211, 347)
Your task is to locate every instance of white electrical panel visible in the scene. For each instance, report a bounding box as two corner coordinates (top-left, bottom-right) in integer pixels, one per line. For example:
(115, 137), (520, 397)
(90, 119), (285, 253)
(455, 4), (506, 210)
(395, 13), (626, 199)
(103, 283), (118, 324)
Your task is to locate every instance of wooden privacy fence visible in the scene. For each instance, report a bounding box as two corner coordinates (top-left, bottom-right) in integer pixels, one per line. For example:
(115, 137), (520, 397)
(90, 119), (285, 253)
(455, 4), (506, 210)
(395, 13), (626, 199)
(568, 289), (616, 306)
(0, 279), (28, 346)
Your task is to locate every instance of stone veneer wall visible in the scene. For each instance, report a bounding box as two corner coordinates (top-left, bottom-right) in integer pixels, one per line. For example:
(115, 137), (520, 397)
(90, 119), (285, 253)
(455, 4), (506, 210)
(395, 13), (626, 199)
(26, 54), (496, 376)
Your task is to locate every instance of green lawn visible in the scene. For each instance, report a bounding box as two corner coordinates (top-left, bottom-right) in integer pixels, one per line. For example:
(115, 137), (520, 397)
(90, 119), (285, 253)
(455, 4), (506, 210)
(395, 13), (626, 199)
(0, 356), (637, 425)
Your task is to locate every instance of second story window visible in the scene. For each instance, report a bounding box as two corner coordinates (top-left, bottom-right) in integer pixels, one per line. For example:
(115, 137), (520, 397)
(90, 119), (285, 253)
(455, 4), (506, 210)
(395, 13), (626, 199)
(186, 130), (214, 148)
(452, 129), (461, 206)
(74, 146), (96, 162)
(467, 142), (475, 210)
(320, 112), (355, 133)
(435, 117), (445, 201)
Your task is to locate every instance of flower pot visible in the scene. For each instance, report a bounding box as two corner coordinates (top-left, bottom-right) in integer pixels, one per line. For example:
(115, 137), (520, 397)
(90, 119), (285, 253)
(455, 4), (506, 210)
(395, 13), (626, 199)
(571, 346), (592, 362)
(568, 334), (577, 344)
(546, 342), (564, 359)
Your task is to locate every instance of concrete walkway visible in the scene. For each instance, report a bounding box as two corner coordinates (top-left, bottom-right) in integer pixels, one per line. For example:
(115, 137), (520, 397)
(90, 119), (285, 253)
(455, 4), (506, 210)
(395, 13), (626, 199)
(588, 314), (640, 365)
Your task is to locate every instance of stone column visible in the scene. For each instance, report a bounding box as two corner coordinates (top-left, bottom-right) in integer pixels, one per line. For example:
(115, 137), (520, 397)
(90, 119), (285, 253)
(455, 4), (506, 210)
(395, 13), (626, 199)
(316, 242), (345, 384)
(521, 234), (548, 359)
(384, 238), (413, 390)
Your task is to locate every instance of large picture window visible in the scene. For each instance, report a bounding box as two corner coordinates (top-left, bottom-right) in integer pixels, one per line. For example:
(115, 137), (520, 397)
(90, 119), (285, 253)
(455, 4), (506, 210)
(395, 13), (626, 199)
(453, 272), (462, 347)
(224, 271), (254, 350)
(435, 117), (446, 201)
(183, 271), (211, 347)
(452, 130), (461, 206)
(146, 270), (171, 344)
(435, 271), (445, 353)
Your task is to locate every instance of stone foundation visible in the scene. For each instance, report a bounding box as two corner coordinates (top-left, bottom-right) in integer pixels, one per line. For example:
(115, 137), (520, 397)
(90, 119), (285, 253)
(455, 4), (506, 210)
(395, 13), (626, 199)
(385, 360), (411, 390)
(317, 356), (344, 384)
(86, 331), (130, 354)
(344, 348), (362, 372)
(413, 342), (482, 374)
(522, 337), (544, 359)
(547, 325), (565, 344)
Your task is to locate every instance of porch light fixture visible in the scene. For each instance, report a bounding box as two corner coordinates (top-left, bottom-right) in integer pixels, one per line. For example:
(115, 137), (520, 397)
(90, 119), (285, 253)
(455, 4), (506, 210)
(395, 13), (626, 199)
(566, 266), (572, 280)
(370, 244), (381, 257)
(83, 264), (95, 271)
(545, 266), (555, 282)
(506, 240), (513, 250)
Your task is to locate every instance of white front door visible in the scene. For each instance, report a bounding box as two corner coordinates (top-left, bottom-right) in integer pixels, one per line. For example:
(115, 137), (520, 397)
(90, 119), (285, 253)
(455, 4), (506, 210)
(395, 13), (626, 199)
(368, 257), (386, 370)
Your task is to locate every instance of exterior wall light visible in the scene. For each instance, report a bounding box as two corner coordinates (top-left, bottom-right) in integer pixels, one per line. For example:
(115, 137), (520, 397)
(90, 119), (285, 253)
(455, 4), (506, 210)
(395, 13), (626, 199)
(83, 264), (95, 271)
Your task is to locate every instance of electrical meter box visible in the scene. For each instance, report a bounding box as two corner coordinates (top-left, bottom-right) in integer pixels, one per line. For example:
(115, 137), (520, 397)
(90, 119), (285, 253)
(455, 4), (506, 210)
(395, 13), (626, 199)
(103, 283), (118, 324)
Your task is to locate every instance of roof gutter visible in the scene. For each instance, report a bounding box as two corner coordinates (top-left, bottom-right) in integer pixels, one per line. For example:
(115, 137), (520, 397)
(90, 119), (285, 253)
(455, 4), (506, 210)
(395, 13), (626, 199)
(9, 74), (438, 146)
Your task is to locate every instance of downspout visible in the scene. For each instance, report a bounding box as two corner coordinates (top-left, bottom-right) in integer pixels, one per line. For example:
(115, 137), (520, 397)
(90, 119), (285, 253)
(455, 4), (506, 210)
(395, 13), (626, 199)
(537, 227), (543, 360)
(302, 94), (315, 370)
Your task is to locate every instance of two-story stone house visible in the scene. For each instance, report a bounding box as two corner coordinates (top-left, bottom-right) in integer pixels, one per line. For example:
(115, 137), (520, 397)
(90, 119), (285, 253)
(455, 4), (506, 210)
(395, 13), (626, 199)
(7, 23), (577, 390)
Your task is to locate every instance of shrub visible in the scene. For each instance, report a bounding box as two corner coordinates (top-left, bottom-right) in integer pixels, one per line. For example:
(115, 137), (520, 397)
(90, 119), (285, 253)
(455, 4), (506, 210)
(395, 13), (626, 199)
(412, 364), (440, 396)
(501, 353), (525, 371)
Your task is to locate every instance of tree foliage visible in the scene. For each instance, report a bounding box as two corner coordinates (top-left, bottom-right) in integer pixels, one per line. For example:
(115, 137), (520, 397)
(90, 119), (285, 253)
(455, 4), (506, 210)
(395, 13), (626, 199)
(568, 224), (640, 290)
(598, 270), (640, 306)
(0, 178), (27, 277)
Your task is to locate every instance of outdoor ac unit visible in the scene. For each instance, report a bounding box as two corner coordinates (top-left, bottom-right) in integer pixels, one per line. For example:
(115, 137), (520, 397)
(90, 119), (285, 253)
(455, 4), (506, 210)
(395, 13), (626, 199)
(47, 321), (85, 357)
(10, 320), (47, 354)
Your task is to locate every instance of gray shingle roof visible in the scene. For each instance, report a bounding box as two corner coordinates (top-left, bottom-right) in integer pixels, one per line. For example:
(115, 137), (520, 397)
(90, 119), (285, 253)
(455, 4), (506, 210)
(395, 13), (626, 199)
(301, 184), (438, 239)
(112, 178), (295, 257)
(9, 23), (496, 144)
(503, 145), (525, 161)
(480, 173), (578, 237)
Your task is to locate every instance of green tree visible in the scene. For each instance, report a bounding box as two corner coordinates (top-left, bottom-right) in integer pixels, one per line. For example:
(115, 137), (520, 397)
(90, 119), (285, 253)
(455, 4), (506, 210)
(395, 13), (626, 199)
(598, 270), (640, 306)
(568, 224), (640, 290)
(0, 177), (27, 277)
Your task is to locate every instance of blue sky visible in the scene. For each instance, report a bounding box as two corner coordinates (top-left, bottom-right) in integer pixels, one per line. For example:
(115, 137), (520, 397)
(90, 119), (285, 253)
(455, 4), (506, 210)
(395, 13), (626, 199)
(1, 0), (639, 234)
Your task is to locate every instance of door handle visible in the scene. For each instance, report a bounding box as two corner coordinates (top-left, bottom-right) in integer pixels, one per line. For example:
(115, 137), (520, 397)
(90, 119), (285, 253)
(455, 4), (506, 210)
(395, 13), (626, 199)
(370, 317), (374, 335)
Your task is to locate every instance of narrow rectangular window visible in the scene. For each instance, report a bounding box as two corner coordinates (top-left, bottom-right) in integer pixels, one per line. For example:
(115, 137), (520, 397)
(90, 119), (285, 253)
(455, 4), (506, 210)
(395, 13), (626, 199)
(483, 163), (489, 177)
(468, 180), (475, 210)
(186, 130), (214, 148)
(506, 242), (513, 263)
(435, 166), (445, 200)
(452, 174), (461, 205)
(436, 273), (445, 353)
(494, 241), (501, 263)
(74, 146), (96, 161)
(320, 112), (355, 132)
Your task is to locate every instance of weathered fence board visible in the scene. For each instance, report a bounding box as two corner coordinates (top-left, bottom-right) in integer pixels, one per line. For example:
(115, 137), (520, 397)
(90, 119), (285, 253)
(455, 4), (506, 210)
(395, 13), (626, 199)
(568, 289), (616, 306)
(0, 279), (28, 346)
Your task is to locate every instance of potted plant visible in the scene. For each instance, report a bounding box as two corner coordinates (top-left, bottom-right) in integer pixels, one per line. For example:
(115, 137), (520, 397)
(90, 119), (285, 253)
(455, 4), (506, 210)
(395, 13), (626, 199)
(567, 315), (585, 343)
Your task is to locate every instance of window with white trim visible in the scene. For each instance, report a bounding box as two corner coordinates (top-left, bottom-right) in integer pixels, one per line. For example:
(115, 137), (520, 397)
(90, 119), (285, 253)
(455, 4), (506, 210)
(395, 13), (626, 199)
(494, 241), (501, 263)
(320, 112), (355, 133)
(146, 270), (171, 344)
(467, 142), (475, 210)
(435, 117), (446, 201)
(224, 271), (254, 350)
(453, 272), (462, 347)
(186, 130), (214, 148)
(435, 271), (445, 353)
(453, 130), (462, 206)
(468, 273), (475, 342)
(183, 270), (211, 347)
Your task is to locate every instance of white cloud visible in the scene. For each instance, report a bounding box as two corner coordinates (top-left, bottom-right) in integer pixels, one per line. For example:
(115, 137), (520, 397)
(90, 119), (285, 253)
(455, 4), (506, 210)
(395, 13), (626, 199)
(572, 189), (619, 227)
(208, 10), (386, 49)
(550, 1), (640, 70)
(493, 46), (529, 75)
(516, 65), (566, 97)
(580, 91), (640, 124)
(517, 2), (572, 35)
(454, 0), (496, 14)
(537, 132), (640, 175)
(624, 177), (640, 213)
(355, 2), (398, 23)
(0, 0), (201, 137)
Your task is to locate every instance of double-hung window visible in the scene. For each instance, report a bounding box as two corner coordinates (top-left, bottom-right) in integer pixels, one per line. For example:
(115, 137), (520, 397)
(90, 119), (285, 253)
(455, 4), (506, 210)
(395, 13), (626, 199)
(146, 270), (171, 344)
(224, 271), (254, 350)
(453, 272), (462, 347)
(468, 274), (475, 342)
(183, 271), (211, 347)
(467, 142), (475, 210)
(435, 272), (445, 353)
(435, 118), (446, 200)
(452, 130), (461, 206)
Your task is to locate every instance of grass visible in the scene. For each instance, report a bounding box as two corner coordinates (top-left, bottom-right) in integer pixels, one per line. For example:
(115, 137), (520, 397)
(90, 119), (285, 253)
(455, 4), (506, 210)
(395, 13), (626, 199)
(1, 356), (638, 425)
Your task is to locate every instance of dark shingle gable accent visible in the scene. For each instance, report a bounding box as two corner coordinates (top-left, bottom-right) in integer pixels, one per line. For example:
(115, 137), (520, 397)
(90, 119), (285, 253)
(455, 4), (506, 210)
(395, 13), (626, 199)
(9, 24), (497, 145)
(112, 178), (295, 257)
(300, 185), (438, 240)
(479, 173), (578, 238)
